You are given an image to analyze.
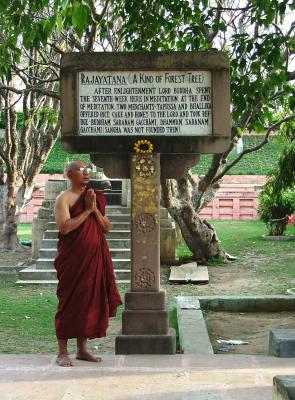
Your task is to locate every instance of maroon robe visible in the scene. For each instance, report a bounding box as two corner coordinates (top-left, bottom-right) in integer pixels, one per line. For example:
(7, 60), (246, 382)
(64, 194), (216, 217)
(54, 189), (123, 340)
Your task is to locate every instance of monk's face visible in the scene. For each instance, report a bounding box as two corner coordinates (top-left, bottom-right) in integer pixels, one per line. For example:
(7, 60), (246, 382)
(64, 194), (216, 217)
(68, 161), (91, 186)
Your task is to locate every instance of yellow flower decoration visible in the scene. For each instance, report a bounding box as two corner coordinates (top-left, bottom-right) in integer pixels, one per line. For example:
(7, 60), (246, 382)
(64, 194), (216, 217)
(133, 139), (154, 154)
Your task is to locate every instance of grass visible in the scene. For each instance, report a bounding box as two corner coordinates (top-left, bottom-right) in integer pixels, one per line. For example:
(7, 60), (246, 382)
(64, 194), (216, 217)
(17, 223), (32, 241)
(1, 220), (294, 354)
(42, 136), (284, 175)
(0, 281), (59, 353)
(177, 220), (295, 260)
(169, 307), (181, 352)
(175, 220), (295, 296)
(210, 220), (294, 257)
(191, 135), (284, 176)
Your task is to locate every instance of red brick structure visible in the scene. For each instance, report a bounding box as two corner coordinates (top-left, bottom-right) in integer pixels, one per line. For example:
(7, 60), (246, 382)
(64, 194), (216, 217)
(19, 174), (267, 223)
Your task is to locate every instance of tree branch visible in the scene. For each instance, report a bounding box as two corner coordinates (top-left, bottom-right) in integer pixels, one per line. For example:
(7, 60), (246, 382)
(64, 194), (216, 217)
(212, 114), (295, 183)
(198, 153), (223, 192)
(0, 84), (60, 100)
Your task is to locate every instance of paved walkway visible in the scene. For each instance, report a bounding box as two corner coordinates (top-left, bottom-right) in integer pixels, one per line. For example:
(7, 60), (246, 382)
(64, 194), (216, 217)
(1, 354), (294, 399)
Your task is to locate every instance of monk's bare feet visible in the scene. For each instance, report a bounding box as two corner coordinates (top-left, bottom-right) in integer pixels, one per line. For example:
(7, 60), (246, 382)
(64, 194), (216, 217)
(76, 350), (102, 362)
(56, 353), (74, 367)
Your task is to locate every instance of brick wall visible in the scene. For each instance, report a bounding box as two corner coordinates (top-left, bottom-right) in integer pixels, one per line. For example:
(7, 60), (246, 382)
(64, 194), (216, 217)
(198, 176), (267, 220)
(19, 174), (267, 222)
(19, 174), (64, 223)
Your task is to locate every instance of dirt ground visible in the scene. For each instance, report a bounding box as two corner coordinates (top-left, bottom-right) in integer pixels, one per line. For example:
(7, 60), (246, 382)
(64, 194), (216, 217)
(205, 311), (295, 355)
(0, 247), (31, 267)
(1, 242), (294, 356)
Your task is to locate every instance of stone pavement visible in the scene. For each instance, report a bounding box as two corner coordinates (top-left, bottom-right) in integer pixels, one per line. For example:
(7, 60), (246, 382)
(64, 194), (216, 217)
(1, 354), (295, 399)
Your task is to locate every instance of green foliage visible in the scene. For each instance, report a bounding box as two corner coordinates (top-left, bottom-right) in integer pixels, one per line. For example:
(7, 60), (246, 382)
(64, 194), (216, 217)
(192, 135), (284, 175)
(41, 138), (90, 173)
(258, 182), (295, 235)
(178, 220), (295, 258)
(0, 0), (98, 74)
(258, 125), (295, 235)
(120, 0), (294, 131)
(43, 136), (284, 174)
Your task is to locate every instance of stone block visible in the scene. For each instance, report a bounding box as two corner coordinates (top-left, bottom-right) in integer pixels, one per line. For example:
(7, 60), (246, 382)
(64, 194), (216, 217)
(170, 265), (209, 284)
(273, 376), (295, 399)
(160, 227), (177, 263)
(125, 290), (166, 310)
(177, 308), (214, 355)
(31, 218), (48, 260)
(115, 328), (176, 354)
(44, 179), (67, 200)
(269, 329), (295, 357)
(122, 309), (169, 335)
(37, 207), (52, 220)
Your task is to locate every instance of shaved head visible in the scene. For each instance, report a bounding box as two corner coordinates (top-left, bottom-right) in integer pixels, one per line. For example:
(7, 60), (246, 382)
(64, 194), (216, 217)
(65, 160), (87, 175)
(65, 161), (80, 174)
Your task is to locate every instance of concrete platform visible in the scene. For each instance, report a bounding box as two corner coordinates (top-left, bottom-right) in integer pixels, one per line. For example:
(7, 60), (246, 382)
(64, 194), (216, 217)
(273, 375), (295, 399)
(270, 329), (295, 358)
(169, 264), (209, 284)
(1, 354), (295, 399)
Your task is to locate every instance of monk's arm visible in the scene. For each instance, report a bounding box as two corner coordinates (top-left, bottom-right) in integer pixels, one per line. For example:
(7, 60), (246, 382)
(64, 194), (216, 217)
(54, 195), (92, 235)
(93, 209), (111, 233)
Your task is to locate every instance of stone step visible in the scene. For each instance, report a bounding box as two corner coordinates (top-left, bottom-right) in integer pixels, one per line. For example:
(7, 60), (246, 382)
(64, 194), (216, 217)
(16, 279), (130, 285)
(18, 267), (130, 282)
(36, 258), (131, 269)
(44, 229), (131, 239)
(110, 222), (131, 230)
(39, 248), (131, 259)
(106, 230), (131, 239)
(107, 214), (131, 222)
(40, 238), (132, 249)
(44, 230), (59, 239)
(106, 206), (130, 214)
(46, 221), (131, 231)
(107, 239), (131, 248)
(48, 213), (132, 223)
(41, 239), (57, 249)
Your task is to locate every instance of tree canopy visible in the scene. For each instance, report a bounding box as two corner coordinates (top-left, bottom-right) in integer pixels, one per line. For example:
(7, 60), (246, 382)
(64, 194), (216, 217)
(0, 0), (294, 256)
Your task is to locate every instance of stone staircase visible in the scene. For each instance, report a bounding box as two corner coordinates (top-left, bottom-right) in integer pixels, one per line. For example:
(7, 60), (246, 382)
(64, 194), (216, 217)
(17, 206), (174, 285)
(17, 205), (132, 284)
(17, 178), (177, 285)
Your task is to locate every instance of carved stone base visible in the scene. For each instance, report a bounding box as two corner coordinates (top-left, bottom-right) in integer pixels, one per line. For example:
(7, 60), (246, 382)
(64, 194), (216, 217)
(115, 328), (176, 355)
(122, 309), (169, 335)
(125, 290), (166, 310)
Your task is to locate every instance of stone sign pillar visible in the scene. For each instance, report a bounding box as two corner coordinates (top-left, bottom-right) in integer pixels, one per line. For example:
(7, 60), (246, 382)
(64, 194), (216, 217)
(60, 51), (231, 355)
(115, 151), (175, 354)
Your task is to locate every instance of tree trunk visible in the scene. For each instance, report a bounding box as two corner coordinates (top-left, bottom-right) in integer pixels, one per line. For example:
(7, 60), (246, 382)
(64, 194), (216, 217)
(0, 184), (7, 246)
(161, 176), (227, 263)
(1, 180), (20, 251)
(168, 200), (226, 263)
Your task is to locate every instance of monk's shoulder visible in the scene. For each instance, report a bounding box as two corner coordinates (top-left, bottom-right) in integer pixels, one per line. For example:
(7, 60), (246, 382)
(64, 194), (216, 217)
(55, 190), (72, 206)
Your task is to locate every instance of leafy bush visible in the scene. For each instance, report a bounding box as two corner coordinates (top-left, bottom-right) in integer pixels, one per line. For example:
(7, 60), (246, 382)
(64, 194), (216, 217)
(258, 182), (295, 236)
(44, 136), (284, 175)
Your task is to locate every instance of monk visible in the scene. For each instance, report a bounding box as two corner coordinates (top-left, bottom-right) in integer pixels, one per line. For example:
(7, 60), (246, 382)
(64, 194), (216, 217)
(53, 160), (123, 367)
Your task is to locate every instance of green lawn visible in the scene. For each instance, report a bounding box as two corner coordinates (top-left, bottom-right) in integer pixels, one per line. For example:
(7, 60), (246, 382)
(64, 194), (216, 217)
(177, 220), (295, 259)
(18, 223), (32, 241)
(0, 220), (293, 354)
(42, 136), (284, 175)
